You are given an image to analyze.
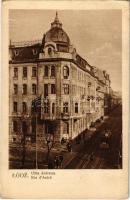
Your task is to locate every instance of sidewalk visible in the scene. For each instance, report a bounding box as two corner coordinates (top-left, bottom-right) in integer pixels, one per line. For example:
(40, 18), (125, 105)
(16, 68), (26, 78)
(9, 118), (108, 169)
(60, 118), (108, 168)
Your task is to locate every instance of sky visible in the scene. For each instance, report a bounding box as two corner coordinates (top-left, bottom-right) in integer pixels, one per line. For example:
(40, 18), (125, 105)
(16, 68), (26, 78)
(9, 9), (122, 92)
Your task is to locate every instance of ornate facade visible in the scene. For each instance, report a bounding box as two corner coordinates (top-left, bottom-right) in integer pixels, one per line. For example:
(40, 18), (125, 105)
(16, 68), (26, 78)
(9, 12), (111, 145)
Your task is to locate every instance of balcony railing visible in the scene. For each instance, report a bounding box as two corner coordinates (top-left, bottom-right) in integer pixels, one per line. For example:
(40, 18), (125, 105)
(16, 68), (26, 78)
(41, 112), (57, 120)
(61, 112), (70, 119)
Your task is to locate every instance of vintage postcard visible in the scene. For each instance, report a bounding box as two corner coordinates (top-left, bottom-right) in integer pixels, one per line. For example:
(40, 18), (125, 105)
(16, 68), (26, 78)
(0, 0), (129, 198)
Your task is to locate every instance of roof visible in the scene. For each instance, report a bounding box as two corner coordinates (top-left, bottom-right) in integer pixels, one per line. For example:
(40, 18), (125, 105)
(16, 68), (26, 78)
(44, 27), (70, 45)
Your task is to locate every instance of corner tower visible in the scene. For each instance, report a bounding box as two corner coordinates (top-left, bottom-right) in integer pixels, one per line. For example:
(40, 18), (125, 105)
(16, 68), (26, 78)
(42, 12), (70, 53)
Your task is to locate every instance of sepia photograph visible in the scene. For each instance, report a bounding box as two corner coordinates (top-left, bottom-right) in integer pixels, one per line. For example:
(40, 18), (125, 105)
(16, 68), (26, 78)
(9, 9), (122, 170)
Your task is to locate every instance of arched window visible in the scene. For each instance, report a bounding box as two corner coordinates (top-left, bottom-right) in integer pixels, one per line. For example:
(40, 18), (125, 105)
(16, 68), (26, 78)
(48, 47), (52, 55)
(32, 49), (37, 55)
(14, 49), (19, 56)
(63, 66), (69, 79)
(51, 66), (55, 77)
(75, 103), (78, 113)
(52, 103), (55, 114)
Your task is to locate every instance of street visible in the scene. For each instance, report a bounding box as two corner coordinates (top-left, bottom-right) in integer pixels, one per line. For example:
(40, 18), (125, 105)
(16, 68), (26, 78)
(9, 105), (122, 169)
(66, 105), (122, 169)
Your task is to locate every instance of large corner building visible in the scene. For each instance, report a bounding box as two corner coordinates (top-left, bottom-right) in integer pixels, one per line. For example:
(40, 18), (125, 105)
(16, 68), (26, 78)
(9, 12), (111, 145)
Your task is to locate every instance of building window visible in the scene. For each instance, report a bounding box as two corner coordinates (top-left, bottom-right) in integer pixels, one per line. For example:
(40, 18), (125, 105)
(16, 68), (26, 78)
(63, 102), (68, 113)
(52, 103), (55, 114)
(14, 84), (18, 94)
(13, 121), (18, 132)
(14, 49), (19, 56)
(22, 121), (27, 134)
(51, 66), (55, 77)
(48, 47), (52, 55)
(75, 103), (78, 113)
(63, 66), (69, 79)
(44, 84), (48, 97)
(32, 49), (37, 55)
(13, 102), (17, 112)
(14, 68), (18, 78)
(51, 84), (56, 94)
(63, 84), (69, 94)
(22, 102), (27, 113)
(88, 82), (92, 87)
(32, 84), (37, 95)
(23, 67), (27, 78)
(63, 122), (69, 134)
(23, 84), (27, 95)
(44, 102), (49, 113)
(67, 123), (69, 133)
(32, 67), (37, 77)
(44, 66), (49, 77)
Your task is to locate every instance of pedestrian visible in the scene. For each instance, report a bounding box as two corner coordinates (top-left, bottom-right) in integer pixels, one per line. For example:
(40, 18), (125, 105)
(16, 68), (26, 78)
(79, 135), (81, 141)
(54, 156), (57, 169)
(48, 160), (54, 169)
(61, 138), (65, 145)
(83, 132), (86, 143)
(54, 156), (59, 169)
(90, 152), (94, 161)
(67, 142), (72, 152)
(59, 154), (64, 168)
(75, 137), (78, 144)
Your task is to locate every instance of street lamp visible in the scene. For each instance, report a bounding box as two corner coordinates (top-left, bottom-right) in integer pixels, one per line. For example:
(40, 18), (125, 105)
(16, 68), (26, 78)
(20, 113), (30, 169)
(31, 96), (41, 169)
(45, 133), (54, 163)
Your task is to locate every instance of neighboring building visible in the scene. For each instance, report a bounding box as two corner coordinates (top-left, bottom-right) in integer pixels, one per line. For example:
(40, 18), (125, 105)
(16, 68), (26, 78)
(109, 89), (122, 109)
(9, 12), (111, 145)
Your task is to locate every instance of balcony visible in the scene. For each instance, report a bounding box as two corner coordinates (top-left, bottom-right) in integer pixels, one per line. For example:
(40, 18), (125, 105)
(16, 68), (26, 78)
(86, 109), (95, 114)
(61, 112), (70, 120)
(41, 113), (57, 120)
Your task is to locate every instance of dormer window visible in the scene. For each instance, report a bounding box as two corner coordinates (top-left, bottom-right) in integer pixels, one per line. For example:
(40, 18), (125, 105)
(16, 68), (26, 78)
(14, 49), (19, 56)
(48, 47), (52, 56)
(32, 49), (37, 55)
(63, 66), (69, 79)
